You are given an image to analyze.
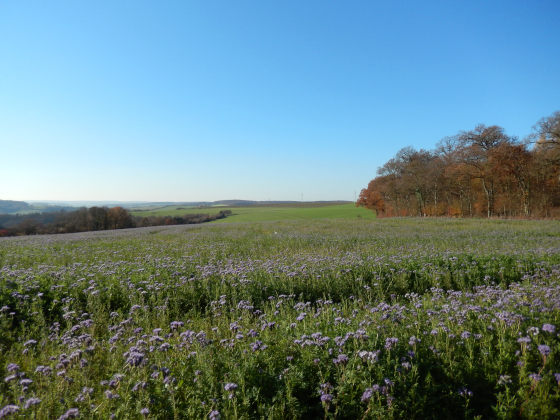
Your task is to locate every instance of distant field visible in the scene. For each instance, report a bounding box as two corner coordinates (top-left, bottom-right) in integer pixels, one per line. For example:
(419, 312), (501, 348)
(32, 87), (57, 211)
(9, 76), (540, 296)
(130, 202), (376, 222)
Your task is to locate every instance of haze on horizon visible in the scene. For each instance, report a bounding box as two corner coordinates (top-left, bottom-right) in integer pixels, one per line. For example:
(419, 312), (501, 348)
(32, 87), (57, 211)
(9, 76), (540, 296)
(1, 1), (559, 203)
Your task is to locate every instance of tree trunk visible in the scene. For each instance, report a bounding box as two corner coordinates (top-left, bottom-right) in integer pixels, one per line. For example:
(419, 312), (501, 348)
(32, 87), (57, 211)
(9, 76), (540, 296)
(481, 178), (493, 218)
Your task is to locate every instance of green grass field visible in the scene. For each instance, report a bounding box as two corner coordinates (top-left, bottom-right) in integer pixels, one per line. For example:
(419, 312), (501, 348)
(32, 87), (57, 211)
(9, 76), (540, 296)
(131, 202), (376, 223)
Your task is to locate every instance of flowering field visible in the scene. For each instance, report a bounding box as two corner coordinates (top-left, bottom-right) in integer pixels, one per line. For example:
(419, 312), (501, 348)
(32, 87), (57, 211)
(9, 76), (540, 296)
(1, 218), (560, 419)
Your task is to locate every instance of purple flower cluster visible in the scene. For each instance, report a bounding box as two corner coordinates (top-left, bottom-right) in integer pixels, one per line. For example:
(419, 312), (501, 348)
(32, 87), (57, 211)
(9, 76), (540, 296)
(0, 405), (19, 418)
(385, 337), (399, 350)
(458, 387), (473, 397)
(58, 408), (79, 420)
(542, 324), (556, 333)
(319, 383), (334, 405)
(224, 382), (238, 391)
(332, 354), (349, 366)
(538, 345), (551, 356)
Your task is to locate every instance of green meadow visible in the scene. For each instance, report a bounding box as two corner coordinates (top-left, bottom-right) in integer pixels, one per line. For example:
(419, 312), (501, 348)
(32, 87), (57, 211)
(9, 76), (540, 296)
(130, 202), (376, 223)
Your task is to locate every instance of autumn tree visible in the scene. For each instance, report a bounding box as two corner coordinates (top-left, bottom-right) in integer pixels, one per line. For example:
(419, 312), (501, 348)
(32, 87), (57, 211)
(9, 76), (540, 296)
(458, 125), (513, 217)
(435, 134), (474, 216)
(358, 112), (560, 219)
(88, 206), (109, 230)
(107, 207), (134, 229)
(490, 143), (533, 216)
(358, 177), (388, 216)
(531, 111), (560, 146)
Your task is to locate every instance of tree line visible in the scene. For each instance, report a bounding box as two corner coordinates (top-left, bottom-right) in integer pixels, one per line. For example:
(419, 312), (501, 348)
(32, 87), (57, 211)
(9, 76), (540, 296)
(357, 111), (560, 218)
(0, 206), (232, 237)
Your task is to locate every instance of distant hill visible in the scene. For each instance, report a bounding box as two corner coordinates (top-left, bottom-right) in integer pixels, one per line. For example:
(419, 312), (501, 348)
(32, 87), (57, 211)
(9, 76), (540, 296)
(212, 200), (298, 206)
(11, 199), (353, 212)
(0, 200), (31, 214)
(26, 200), (160, 208)
(0, 200), (77, 215)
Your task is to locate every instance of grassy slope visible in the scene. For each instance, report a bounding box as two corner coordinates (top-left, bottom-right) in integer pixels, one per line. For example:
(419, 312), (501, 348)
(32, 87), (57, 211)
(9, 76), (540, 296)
(130, 202), (376, 223)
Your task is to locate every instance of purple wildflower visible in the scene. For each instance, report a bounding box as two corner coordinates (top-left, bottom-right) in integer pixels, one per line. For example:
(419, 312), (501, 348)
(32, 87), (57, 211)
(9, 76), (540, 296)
(208, 410), (220, 419)
(358, 350), (380, 362)
(333, 354), (349, 366)
(105, 390), (120, 399)
(6, 364), (19, 373)
(0, 405), (20, 418)
(361, 388), (373, 402)
(24, 398), (41, 409)
(251, 340), (267, 351)
(132, 381), (146, 392)
(34, 366), (52, 376)
(170, 321), (184, 330)
(538, 345), (551, 356)
(458, 387), (473, 397)
(224, 383), (238, 391)
(320, 393), (333, 402)
(140, 408), (149, 416)
(498, 375), (512, 385)
(527, 327), (540, 336)
(542, 324), (556, 333)
(58, 408), (79, 419)
(385, 337), (399, 350)
(528, 373), (542, 382)
(408, 336), (421, 346)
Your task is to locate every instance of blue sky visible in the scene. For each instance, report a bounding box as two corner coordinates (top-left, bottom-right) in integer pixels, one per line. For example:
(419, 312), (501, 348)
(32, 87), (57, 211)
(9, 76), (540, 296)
(1, 1), (559, 202)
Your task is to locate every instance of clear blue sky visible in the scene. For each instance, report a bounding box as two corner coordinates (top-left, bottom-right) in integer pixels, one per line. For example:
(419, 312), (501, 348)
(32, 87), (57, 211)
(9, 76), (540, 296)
(1, 1), (559, 202)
